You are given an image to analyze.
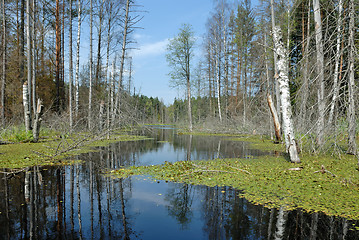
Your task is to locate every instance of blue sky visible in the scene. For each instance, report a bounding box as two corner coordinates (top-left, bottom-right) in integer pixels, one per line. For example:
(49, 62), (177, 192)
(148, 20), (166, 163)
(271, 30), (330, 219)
(130, 0), (215, 105)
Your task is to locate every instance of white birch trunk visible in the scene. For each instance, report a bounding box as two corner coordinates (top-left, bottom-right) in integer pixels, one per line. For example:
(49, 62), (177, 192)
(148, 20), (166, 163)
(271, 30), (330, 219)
(328, 0), (343, 126)
(215, 53), (222, 122)
(110, 57), (116, 127)
(23, 82), (31, 131)
(270, 0), (280, 115)
(312, 0), (325, 146)
(272, 26), (300, 163)
(347, 0), (357, 155)
(75, 0), (81, 117)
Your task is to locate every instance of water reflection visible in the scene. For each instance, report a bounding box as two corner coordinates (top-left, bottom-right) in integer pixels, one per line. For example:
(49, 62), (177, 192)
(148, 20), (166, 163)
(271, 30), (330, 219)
(0, 128), (359, 239)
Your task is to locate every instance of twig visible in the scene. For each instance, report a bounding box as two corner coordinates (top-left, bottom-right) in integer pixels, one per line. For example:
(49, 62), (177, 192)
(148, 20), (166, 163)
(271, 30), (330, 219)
(314, 165), (336, 177)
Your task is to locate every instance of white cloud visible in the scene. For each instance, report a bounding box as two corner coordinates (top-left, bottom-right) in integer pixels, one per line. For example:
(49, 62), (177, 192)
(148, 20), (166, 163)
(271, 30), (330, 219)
(132, 39), (169, 58)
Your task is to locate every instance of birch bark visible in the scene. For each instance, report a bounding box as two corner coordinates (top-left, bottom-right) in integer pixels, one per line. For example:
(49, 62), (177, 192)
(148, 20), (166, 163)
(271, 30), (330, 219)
(272, 26), (300, 163)
(23, 82), (31, 131)
(75, 0), (81, 117)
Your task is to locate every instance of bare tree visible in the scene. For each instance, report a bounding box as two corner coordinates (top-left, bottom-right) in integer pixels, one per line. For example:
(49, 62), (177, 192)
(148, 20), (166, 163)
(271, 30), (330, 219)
(88, 0), (93, 129)
(26, 0), (32, 125)
(312, 0), (325, 147)
(69, 0), (73, 129)
(327, 0), (343, 126)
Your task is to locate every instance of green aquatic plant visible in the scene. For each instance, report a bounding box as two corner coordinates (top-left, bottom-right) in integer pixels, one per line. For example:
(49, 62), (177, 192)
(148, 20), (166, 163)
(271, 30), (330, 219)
(111, 153), (359, 220)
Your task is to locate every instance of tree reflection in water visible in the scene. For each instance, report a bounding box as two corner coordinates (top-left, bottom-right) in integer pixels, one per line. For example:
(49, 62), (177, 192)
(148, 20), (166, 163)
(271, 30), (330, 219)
(0, 128), (358, 239)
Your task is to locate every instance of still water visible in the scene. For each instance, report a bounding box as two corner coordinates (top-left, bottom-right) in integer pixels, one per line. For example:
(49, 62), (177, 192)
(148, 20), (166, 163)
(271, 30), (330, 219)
(0, 127), (358, 239)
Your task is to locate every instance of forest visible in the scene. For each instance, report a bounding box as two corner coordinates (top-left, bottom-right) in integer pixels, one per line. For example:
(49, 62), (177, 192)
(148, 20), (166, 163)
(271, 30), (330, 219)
(0, 0), (358, 158)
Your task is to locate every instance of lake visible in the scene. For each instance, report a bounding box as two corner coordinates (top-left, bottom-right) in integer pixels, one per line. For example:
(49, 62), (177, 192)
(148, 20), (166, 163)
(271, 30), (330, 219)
(0, 126), (358, 239)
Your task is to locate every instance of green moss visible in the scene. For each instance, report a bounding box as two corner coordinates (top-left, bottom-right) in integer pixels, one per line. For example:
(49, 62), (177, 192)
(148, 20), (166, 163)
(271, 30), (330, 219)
(110, 153), (359, 220)
(0, 134), (150, 169)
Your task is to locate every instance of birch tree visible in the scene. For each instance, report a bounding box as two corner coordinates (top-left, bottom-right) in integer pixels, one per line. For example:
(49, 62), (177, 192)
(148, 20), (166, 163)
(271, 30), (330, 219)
(272, 26), (300, 163)
(166, 24), (196, 132)
(75, 0), (82, 117)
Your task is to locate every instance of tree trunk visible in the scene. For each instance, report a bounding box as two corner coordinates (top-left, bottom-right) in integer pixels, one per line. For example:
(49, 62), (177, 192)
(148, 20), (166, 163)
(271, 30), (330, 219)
(327, 0), (343, 126)
(299, 0), (311, 127)
(68, 0), (73, 129)
(31, 0), (36, 115)
(75, 0), (81, 117)
(26, 0), (32, 121)
(347, 0), (357, 155)
(270, 0), (280, 117)
(55, 0), (61, 112)
(312, 0), (325, 147)
(215, 53), (222, 122)
(115, 0), (130, 121)
(1, 0), (6, 127)
(23, 82), (31, 131)
(32, 99), (43, 143)
(272, 26), (300, 163)
(187, 74), (193, 132)
(95, 0), (105, 88)
(267, 94), (281, 142)
(88, 0), (93, 129)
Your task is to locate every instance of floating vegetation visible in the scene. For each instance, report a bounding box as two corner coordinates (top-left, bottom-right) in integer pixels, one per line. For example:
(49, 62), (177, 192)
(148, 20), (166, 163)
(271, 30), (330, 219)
(0, 133), (151, 169)
(111, 153), (359, 220)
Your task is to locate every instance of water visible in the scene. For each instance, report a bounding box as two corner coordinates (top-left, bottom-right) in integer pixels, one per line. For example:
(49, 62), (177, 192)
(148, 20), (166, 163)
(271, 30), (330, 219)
(0, 127), (358, 239)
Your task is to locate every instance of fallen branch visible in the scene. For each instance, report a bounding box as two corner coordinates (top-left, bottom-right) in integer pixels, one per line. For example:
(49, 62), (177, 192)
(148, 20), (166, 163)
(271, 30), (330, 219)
(180, 169), (238, 178)
(314, 165), (336, 177)
(288, 167), (303, 171)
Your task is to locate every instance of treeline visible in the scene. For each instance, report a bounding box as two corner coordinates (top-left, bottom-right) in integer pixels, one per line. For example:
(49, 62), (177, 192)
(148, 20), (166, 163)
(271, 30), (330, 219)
(0, 0), (146, 131)
(168, 0), (359, 152)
